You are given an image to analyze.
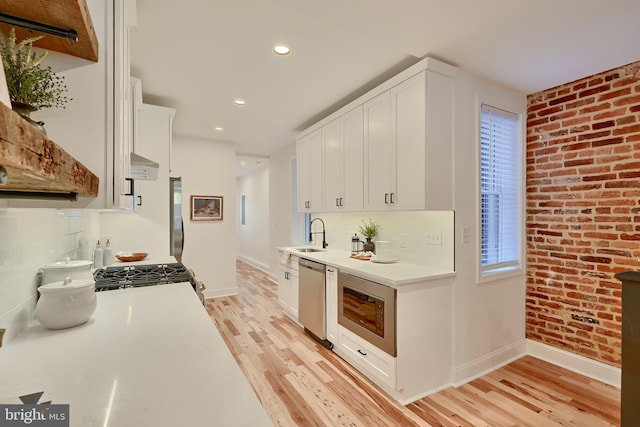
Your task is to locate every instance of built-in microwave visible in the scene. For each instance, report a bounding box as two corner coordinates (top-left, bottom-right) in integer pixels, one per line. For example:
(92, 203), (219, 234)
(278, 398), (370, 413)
(337, 272), (396, 356)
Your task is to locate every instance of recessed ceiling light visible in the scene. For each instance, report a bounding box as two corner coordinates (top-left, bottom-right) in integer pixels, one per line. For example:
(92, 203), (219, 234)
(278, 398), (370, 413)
(273, 44), (291, 55)
(214, 126), (224, 132)
(240, 161), (247, 166)
(234, 98), (246, 106)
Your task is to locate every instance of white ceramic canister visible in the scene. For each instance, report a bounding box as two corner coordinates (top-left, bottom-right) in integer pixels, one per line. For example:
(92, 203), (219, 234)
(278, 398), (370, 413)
(40, 258), (93, 285)
(35, 278), (97, 329)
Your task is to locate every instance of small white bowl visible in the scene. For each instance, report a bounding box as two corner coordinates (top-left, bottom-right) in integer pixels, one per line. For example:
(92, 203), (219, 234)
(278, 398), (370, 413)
(35, 278), (97, 330)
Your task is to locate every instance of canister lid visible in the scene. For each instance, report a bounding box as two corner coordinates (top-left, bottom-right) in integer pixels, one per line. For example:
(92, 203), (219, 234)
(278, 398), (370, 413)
(38, 278), (95, 293)
(42, 258), (93, 269)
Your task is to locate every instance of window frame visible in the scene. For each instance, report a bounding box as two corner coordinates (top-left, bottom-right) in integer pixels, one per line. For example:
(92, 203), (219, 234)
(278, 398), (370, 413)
(476, 100), (525, 284)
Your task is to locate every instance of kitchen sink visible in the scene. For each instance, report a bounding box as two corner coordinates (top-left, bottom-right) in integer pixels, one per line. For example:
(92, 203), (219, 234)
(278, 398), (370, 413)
(294, 247), (327, 253)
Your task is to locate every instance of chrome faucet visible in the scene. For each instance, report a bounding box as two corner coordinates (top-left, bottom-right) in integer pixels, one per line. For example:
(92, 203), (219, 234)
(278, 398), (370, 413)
(309, 218), (328, 248)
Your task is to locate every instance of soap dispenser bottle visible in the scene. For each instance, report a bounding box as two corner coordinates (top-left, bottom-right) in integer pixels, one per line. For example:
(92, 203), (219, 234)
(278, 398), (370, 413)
(103, 239), (112, 267)
(93, 240), (103, 268)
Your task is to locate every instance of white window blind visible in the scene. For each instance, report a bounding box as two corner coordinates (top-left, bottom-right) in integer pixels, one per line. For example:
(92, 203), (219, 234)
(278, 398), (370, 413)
(480, 104), (521, 273)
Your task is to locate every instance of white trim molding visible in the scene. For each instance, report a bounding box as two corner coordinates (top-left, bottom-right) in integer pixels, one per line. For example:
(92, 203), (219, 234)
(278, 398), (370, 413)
(526, 339), (621, 388)
(452, 339), (527, 386)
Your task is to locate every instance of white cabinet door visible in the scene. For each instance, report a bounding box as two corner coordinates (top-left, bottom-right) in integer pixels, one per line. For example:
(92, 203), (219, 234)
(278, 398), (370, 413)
(134, 104), (174, 215)
(341, 105), (364, 211)
(111, 0), (137, 209)
(322, 117), (343, 211)
(322, 105), (364, 212)
(289, 269), (299, 320)
(391, 72), (426, 210)
(296, 134), (311, 212)
(364, 91), (392, 210)
(278, 267), (291, 311)
(296, 128), (323, 212)
(278, 266), (299, 322)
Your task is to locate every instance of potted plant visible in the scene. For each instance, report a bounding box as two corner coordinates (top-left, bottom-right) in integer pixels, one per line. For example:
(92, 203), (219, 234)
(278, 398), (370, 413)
(0, 27), (70, 132)
(359, 217), (381, 253)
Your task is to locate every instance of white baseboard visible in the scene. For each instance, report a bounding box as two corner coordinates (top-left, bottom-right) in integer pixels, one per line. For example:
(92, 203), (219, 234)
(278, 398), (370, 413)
(203, 287), (238, 299)
(526, 339), (621, 388)
(236, 254), (270, 275)
(452, 339), (527, 387)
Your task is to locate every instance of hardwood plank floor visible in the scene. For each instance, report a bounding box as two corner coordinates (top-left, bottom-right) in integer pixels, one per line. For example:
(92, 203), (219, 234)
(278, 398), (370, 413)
(205, 261), (620, 426)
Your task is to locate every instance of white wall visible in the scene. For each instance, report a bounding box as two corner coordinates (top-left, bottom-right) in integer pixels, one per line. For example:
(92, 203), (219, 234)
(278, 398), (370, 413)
(0, 209), (99, 344)
(98, 211), (169, 262)
(236, 167), (270, 272)
(172, 135), (237, 297)
(451, 70), (528, 383)
(268, 143), (305, 280)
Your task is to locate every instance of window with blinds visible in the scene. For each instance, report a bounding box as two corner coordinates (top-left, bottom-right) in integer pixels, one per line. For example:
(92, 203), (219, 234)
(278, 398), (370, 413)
(480, 104), (521, 274)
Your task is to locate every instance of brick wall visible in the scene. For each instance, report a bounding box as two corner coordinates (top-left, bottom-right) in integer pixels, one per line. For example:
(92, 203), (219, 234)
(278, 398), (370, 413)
(526, 61), (640, 366)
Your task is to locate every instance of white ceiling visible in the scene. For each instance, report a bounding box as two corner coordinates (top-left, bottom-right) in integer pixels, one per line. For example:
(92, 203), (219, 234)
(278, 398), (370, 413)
(130, 0), (640, 159)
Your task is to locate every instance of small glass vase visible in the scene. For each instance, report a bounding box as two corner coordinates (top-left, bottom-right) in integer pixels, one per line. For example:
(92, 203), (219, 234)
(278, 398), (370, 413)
(11, 101), (47, 135)
(363, 238), (375, 253)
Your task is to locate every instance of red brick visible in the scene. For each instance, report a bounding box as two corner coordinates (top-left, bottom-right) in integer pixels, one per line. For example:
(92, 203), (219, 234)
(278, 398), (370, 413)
(592, 120), (615, 130)
(549, 93), (578, 106)
(580, 85), (611, 98)
(598, 87), (632, 101)
(613, 94), (640, 106)
(612, 123), (640, 136)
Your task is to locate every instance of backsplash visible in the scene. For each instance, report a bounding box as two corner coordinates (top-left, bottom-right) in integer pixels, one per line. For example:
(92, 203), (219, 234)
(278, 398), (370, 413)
(0, 209), (99, 344)
(312, 211), (454, 271)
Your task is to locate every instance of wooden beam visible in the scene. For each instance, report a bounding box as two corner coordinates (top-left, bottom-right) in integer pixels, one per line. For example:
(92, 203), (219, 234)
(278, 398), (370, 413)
(0, 102), (98, 197)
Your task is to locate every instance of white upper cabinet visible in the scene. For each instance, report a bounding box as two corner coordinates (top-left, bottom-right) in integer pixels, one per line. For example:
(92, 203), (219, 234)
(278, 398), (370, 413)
(297, 57), (455, 214)
(363, 91), (393, 210)
(110, 0), (138, 209)
(364, 71), (428, 211)
(366, 69), (455, 211)
(297, 129), (323, 212)
(323, 106), (364, 212)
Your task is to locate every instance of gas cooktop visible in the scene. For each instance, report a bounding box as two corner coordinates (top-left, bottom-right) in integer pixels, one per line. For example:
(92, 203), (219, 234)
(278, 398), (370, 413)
(93, 263), (194, 292)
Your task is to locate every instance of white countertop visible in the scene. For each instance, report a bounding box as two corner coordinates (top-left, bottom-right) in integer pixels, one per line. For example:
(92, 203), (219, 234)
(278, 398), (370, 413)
(278, 247), (455, 287)
(0, 283), (271, 427)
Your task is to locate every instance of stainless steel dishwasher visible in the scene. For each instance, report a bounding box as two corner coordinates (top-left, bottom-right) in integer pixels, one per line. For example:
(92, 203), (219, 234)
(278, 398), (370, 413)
(298, 258), (332, 349)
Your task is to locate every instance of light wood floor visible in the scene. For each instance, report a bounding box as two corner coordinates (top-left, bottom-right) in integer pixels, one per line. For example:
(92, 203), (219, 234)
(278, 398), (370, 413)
(205, 261), (620, 426)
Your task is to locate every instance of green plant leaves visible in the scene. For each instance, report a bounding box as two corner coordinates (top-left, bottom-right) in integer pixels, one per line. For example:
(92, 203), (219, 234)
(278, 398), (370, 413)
(0, 27), (70, 109)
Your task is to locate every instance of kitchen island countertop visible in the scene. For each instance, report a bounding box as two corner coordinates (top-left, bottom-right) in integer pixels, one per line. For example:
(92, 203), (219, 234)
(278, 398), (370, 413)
(0, 283), (271, 427)
(278, 247), (455, 287)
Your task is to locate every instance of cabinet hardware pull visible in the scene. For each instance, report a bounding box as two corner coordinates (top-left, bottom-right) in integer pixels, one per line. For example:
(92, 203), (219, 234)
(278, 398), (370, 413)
(390, 192), (395, 204)
(357, 349), (367, 356)
(285, 272), (289, 280)
(137, 195), (142, 206)
(124, 178), (134, 196)
(336, 198), (339, 207)
(384, 193), (389, 204)
(339, 197), (343, 206)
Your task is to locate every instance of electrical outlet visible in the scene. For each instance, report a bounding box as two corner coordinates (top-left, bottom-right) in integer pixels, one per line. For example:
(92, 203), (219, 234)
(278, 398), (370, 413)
(425, 229), (442, 245)
(462, 227), (470, 244)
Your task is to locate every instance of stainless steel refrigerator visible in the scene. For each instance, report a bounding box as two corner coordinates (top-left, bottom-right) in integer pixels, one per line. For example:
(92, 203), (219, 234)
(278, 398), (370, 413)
(169, 177), (184, 262)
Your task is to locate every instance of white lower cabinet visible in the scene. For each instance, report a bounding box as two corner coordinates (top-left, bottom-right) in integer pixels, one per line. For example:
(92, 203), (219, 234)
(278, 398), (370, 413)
(330, 275), (454, 404)
(336, 325), (397, 390)
(278, 251), (299, 322)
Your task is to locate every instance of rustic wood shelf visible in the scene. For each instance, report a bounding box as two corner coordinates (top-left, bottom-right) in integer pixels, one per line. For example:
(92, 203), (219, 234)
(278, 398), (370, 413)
(0, 102), (99, 197)
(0, 0), (98, 62)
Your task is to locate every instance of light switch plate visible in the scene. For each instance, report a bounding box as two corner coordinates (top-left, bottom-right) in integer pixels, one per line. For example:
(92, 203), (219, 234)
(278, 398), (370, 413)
(425, 229), (442, 245)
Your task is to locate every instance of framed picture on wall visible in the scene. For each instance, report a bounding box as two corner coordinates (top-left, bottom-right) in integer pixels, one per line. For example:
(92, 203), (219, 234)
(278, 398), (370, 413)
(190, 195), (223, 221)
